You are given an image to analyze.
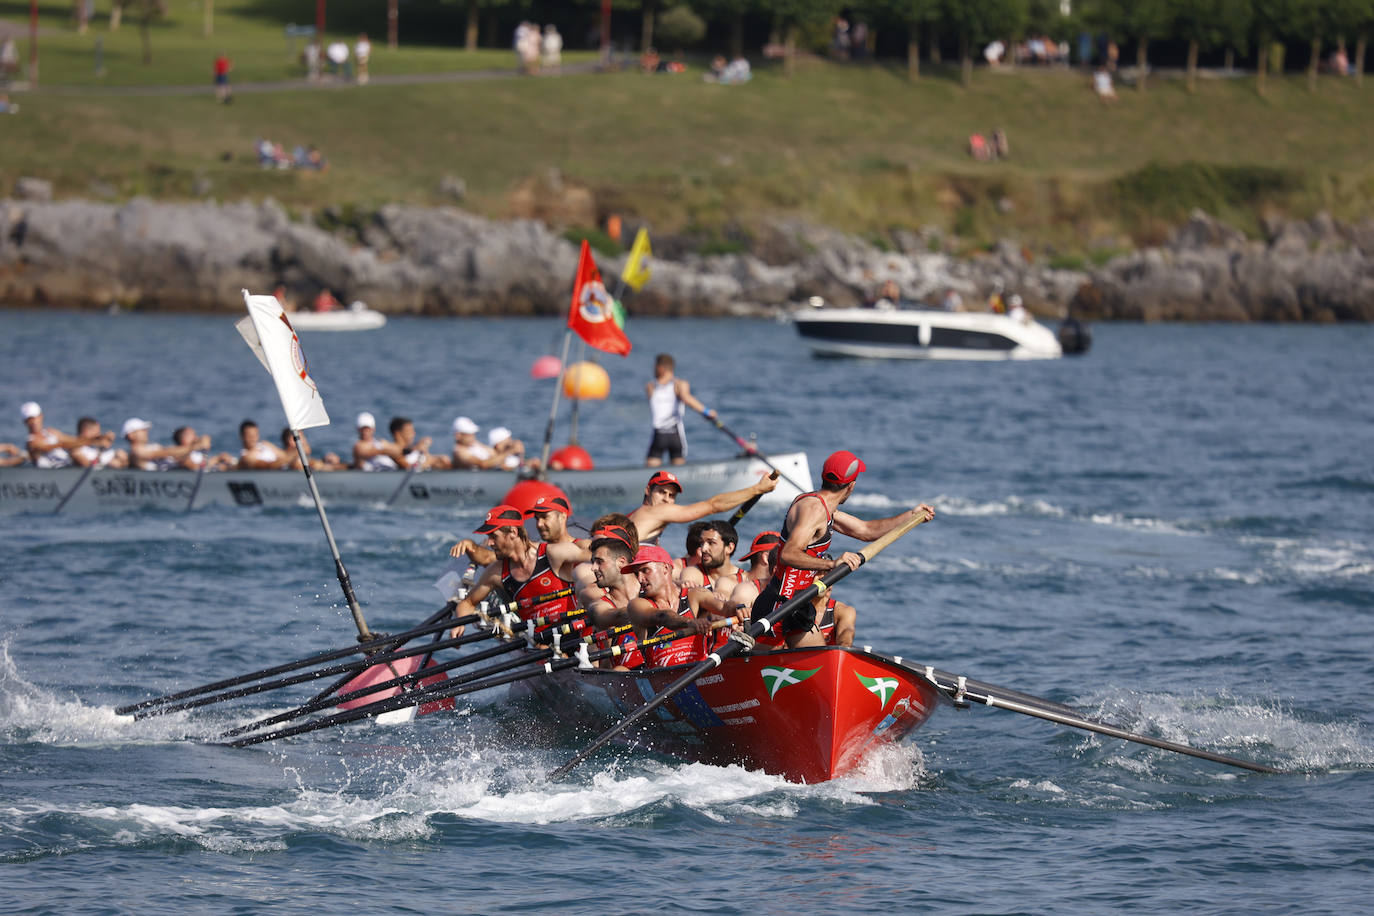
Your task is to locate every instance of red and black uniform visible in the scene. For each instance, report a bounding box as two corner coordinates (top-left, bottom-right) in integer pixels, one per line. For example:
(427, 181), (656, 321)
(502, 543), (581, 632)
(751, 493), (834, 638)
(622, 587), (709, 669)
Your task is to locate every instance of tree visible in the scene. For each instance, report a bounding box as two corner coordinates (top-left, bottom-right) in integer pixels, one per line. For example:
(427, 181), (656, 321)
(460, 0), (512, 51)
(939, 0), (1027, 86)
(657, 5), (708, 50)
(1325, 0), (1374, 87)
(1114, 0), (1172, 91)
(1174, 0), (1252, 92)
(1251, 0), (1299, 95)
(869, 0), (942, 79)
(770, 0), (842, 76)
(696, 0), (756, 59)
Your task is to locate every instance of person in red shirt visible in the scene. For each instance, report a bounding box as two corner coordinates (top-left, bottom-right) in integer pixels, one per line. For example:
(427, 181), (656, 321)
(213, 53), (233, 104)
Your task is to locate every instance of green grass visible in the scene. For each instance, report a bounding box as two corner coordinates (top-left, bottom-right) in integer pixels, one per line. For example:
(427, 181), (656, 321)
(4, 1), (1373, 255)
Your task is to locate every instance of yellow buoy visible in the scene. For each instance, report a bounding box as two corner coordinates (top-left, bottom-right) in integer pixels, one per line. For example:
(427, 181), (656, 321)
(562, 361), (610, 400)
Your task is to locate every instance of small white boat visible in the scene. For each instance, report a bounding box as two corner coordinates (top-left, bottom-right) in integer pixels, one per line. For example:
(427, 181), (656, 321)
(793, 306), (1062, 361)
(288, 302), (387, 332)
(0, 452), (812, 515)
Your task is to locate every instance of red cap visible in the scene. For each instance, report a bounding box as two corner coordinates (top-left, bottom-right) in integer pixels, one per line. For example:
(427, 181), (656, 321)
(645, 470), (682, 492)
(741, 531), (783, 560)
(821, 450), (866, 486)
(623, 544), (672, 569)
(590, 524), (634, 549)
(474, 504), (526, 533)
(524, 494), (572, 516)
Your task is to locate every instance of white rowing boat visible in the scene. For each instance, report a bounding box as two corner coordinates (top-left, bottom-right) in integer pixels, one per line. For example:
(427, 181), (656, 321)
(793, 306), (1063, 360)
(0, 452), (812, 515)
(287, 302), (387, 331)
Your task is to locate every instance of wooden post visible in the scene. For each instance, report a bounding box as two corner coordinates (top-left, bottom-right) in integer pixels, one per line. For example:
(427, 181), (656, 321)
(28, 0), (38, 86)
(388, 0), (398, 49)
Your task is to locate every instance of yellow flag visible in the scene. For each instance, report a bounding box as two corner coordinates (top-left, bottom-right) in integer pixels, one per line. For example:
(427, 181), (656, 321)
(620, 228), (652, 292)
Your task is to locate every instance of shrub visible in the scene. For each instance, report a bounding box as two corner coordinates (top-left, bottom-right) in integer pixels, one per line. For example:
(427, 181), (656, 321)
(656, 6), (706, 50)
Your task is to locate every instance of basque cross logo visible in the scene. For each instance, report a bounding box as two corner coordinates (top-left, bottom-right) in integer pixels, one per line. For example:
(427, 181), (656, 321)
(761, 666), (820, 700)
(856, 673), (899, 708)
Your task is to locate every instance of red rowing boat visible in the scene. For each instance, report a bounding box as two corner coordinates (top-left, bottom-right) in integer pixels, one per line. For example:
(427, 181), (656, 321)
(518, 646), (944, 784)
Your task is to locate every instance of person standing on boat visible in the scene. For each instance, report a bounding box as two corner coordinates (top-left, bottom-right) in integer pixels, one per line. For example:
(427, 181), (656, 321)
(752, 450), (933, 649)
(628, 468), (777, 546)
(449, 504), (589, 638)
(645, 353), (714, 467)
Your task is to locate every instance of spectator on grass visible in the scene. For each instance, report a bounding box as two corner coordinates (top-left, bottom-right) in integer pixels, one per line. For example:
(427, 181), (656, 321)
(984, 40), (1005, 66)
(304, 39), (322, 81)
(355, 33), (371, 84)
(0, 36), (19, 79)
(542, 25), (562, 73)
(213, 52), (233, 104)
(1093, 67), (1117, 104)
(327, 41), (350, 79)
(640, 47), (661, 74)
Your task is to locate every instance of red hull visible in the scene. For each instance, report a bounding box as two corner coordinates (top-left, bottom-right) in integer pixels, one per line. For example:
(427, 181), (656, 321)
(522, 646), (943, 784)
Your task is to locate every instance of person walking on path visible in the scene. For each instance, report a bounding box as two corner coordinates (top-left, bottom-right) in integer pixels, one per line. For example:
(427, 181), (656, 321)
(213, 52), (233, 103)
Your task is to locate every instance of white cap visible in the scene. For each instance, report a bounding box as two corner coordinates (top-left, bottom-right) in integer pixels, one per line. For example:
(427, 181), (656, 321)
(1009, 294), (1023, 306)
(122, 417), (151, 437)
(20, 401), (41, 419)
(487, 426), (512, 446)
(452, 416), (478, 435)
(355, 411), (376, 429)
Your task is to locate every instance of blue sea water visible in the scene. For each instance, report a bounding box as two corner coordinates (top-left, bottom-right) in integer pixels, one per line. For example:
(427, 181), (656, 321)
(1, 311), (1372, 914)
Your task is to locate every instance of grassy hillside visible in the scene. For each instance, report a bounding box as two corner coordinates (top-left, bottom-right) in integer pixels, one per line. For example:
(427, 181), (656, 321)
(4, 1), (1373, 257)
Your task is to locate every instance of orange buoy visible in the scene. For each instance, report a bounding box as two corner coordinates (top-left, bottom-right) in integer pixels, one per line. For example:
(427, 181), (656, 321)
(562, 361), (610, 400)
(550, 444), (594, 471)
(502, 479), (571, 515)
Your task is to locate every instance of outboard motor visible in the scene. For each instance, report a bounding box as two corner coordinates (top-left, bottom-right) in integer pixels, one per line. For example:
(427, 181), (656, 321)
(1057, 317), (1092, 355)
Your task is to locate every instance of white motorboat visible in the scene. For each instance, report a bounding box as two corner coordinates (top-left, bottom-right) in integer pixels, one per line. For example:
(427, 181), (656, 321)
(793, 306), (1063, 360)
(0, 452), (811, 515)
(287, 302), (387, 332)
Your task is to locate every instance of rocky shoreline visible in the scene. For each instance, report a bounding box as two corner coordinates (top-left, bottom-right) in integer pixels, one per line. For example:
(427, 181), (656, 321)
(2, 184), (1371, 322)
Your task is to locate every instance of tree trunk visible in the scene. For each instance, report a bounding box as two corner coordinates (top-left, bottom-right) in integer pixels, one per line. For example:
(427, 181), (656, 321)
(784, 23), (796, 78)
(1308, 36), (1320, 92)
(74, 0), (88, 35)
(641, 0), (655, 52)
(484, 11), (496, 49)
(929, 30), (941, 63)
(1136, 36), (1148, 92)
(110, 1), (122, 31)
(960, 32), (971, 87)
(908, 30), (919, 81)
(1186, 38), (1198, 92)
(1256, 40), (1268, 96)
(729, 13), (743, 60)
(388, 0), (398, 49)
(465, 0), (478, 51)
(140, 16), (152, 64)
(1224, 46), (1234, 74)
(1356, 34), (1366, 87)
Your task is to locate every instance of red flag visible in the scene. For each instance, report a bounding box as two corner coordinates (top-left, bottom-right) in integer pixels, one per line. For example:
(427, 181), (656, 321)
(567, 240), (632, 356)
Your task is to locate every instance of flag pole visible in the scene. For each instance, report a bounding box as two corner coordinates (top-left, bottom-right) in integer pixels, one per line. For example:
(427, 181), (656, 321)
(292, 431), (374, 641)
(567, 338), (588, 445)
(539, 327), (574, 470)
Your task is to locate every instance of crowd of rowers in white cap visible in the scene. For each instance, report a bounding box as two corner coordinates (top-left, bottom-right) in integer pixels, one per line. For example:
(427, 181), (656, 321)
(2, 401), (537, 474)
(445, 452), (935, 668)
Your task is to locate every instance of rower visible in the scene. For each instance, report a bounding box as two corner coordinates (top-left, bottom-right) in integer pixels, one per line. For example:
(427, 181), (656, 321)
(526, 493), (574, 545)
(21, 401), (90, 469)
(174, 425), (232, 471)
(392, 416), (450, 470)
(280, 427), (345, 472)
(71, 416), (128, 469)
(352, 412), (402, 470)
(450, 417), (504, 470)
(449, 504), (588, 637)
(627, 468), (777, 546)
(0, 442), (25, 467)
(123, 417), (204, 471)
(236, 419), (288, 469)
(578, 521), (641, 635)
(694, 519), (744, 602)
(616, 544), (720, 669)
(725, 531), (781, 625)
(674, 520), (710, 586)
(752, 450), (934, 649)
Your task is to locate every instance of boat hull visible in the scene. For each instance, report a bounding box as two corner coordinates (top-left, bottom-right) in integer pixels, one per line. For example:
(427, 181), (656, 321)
(287, 308), (387, 331)
(0, 452), (811, 515)
(794, 308), (1062, 360)
(519, 646), (943, 784)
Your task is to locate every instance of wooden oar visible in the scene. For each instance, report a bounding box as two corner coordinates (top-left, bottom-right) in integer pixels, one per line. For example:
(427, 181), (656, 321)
(53, 461), (99, 515)
(547, 506), (934, 781)
(728, 470), (779, 526)
(115, 603), (462, 716)
(696, 408), (808, 494)
(226, 620), (721, 748)
(882, 656), (1283, 775)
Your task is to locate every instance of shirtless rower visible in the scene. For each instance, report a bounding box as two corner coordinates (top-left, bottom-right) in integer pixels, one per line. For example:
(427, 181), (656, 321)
(752, 450), (934, 649)
(71, 416), (129, 469)
(645, 353), (714, 467)
(627, 468), (777, 546)
(352, 412), (404, 470)
(236, 420), (288, 469)
(692, 519), (745, 602)
(22, 401), (100, 469)
(449, 504), (589, 637)
(124, 418), (208, 470)
(280, 427), (345, 471)
(392, 416), (450, 470)
(616, 545), (725, 669)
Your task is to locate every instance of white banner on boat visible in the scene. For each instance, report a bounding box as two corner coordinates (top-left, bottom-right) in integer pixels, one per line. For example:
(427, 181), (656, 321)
(236, 290), (331, 431)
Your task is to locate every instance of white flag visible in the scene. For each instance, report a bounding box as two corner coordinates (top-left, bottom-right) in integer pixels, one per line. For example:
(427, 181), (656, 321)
(236, 289), (330, 431)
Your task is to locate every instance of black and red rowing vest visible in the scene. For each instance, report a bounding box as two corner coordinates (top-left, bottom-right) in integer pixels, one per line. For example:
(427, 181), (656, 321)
(501, 543), (577, 623)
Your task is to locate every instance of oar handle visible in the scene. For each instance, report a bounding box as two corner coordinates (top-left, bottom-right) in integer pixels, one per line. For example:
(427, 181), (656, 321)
(694, 408), (808, 494)
(729, 470), (779, 525)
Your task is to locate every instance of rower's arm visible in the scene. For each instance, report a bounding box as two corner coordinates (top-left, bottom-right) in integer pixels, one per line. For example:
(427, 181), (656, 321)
(654, 474), (779, 525)
(673, 378), (709, 415)
(546, 541), (592, 582)
(832, 503), (934, 542)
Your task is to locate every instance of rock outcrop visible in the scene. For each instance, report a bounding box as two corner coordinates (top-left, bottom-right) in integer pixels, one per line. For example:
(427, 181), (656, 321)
(2, 196), (1370, 322)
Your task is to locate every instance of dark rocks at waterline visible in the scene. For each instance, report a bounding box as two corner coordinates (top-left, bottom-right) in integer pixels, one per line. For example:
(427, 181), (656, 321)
(1, 197), (1371, 322)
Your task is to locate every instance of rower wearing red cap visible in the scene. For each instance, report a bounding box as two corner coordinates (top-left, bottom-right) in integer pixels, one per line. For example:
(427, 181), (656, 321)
(448, 503), (589, 637)
(576, 517), (642, 652)
(615, 544), (727, 669)
(752, 449), (934, 648)
(627, 467), (777, 546)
